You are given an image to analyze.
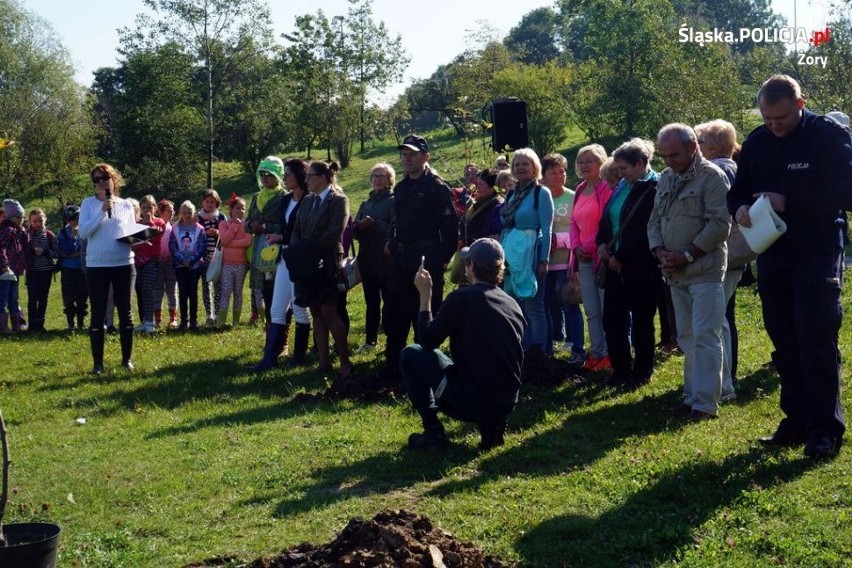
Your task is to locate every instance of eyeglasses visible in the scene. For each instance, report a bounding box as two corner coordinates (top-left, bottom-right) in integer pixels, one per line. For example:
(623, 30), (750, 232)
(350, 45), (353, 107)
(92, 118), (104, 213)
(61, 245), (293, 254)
(259, 171), (274, 178)
(91, 175), (109, 184)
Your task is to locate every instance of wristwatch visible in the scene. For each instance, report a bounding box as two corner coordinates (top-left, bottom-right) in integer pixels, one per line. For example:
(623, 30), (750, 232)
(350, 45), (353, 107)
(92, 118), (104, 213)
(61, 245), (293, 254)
(683, 250), (694, 263)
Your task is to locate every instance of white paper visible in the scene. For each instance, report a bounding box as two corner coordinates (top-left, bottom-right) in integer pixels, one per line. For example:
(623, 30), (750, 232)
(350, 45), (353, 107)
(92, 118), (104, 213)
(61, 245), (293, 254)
(739, 195), (787, 254)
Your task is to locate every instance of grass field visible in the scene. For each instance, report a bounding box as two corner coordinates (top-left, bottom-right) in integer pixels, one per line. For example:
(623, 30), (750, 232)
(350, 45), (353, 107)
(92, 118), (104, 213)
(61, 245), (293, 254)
(3, 134), (851, 566)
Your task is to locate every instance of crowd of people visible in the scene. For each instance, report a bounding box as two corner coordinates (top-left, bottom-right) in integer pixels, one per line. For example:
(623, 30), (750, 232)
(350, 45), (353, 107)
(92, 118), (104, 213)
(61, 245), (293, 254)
(0, 74), (846, 458)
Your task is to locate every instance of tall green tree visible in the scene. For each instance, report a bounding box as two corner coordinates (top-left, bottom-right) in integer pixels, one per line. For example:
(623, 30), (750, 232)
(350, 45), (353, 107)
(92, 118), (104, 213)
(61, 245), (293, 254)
(92, 43), (206, 198)
(342, 0), (409, 152)
(504, 7), (563, 65)
(0, 0), (94, 202)
(122, 0), (273, 188)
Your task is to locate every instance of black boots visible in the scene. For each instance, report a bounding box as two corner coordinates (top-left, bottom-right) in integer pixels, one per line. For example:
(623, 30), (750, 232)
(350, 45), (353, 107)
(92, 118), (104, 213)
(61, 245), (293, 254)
(119, 326), (134, 370)
(286, 323), (311, 368)
(90, 328), (105, 375)
(248, 323), (288, 372)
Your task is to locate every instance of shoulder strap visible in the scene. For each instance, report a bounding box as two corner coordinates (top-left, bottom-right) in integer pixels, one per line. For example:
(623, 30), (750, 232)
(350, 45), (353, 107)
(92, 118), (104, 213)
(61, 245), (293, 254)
(605, 185), (653, 251)
(534, 185), (541, 210)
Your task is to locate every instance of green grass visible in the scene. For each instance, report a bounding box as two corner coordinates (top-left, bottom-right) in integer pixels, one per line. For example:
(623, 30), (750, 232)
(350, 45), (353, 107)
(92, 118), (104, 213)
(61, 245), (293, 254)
(2, 270), (850, 567)
(3, 136), (851, 566)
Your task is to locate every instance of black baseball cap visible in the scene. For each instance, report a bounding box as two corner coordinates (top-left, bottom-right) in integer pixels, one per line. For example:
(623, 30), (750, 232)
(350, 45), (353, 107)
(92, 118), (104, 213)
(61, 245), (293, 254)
(398, 135), (428, 153)
(460, 238), (504, 267)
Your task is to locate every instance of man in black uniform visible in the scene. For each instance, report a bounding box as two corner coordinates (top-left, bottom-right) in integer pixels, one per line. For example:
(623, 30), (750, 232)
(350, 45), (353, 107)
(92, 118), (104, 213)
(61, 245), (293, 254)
(381, 135), (459, 377)
(729, 74), (851, 459)
(401, 238), (525, 450)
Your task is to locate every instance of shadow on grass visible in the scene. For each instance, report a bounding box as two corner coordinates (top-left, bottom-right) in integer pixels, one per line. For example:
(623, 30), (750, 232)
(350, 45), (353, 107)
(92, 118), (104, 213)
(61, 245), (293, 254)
(513, 448), (813, 566)
(266, 386), (697, 520)
(267, 444), (481, 518)
(38, 354), (345, 416)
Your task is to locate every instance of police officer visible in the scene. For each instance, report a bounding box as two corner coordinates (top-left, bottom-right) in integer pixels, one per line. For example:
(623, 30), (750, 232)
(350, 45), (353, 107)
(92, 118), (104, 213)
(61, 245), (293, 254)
(729, 74), (851, 459)
(381, 135), (458, 378)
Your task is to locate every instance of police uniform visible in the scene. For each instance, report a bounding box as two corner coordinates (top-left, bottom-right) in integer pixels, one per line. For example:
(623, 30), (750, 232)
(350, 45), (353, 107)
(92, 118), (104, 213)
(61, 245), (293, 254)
(382, 166), (458, 372)
(729, 109), (851, 452)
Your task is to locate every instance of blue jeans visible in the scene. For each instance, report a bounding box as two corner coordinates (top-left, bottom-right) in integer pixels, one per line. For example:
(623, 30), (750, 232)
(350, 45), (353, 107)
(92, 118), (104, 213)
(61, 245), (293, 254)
(544, 269), (585, 356)
(519, 274), (548, 351)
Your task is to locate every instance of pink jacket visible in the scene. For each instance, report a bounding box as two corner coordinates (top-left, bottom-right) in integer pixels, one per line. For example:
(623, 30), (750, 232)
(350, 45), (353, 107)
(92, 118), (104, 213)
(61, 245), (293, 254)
(218, 218), (252, 265)
(568, 179), (613, 267)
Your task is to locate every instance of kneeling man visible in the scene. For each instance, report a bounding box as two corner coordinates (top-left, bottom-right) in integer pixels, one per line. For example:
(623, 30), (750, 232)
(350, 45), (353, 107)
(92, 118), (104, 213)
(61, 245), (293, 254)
(401, 238), (525, 450)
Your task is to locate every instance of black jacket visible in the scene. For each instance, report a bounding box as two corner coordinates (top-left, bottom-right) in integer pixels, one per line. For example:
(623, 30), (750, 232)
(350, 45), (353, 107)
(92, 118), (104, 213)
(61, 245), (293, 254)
(597, 176), (661, 285)
(729, 109), (852, 255)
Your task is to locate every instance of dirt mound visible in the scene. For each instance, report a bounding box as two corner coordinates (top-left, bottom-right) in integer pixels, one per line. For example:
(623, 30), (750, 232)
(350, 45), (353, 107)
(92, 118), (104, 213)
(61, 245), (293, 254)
(187, 510), (513, 568)
(521, 351), (587, 388)
(294, 371), (406, 403)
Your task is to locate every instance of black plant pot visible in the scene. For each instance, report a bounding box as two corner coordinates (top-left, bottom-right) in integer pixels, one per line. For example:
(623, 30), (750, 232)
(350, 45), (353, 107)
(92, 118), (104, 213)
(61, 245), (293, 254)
(0, 522), (61, 568)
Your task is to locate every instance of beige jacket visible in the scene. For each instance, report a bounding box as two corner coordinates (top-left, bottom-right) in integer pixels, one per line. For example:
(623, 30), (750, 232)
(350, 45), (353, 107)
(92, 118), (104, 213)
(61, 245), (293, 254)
(647, 155), (731, 286)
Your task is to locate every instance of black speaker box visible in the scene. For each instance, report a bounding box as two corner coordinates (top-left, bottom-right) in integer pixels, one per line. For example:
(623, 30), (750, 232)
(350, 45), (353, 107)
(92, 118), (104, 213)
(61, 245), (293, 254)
(491, 99), (528, 152)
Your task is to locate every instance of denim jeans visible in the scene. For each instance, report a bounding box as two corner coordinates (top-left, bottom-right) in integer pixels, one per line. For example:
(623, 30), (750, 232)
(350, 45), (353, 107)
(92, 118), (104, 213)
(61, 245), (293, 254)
(544, 269), (585, 356)
(0, 279), (20, 314)
(519, 274), (547, 351)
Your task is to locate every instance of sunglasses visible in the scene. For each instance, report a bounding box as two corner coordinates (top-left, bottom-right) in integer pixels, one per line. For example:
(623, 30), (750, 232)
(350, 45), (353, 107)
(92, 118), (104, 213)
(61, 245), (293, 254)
(259, 171), (274, 178)
(91, 175), (109, 184)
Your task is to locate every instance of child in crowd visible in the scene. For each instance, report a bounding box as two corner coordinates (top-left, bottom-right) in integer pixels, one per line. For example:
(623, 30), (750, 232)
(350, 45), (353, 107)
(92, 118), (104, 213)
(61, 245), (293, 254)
(197, 189), (225, 327)
(170, 200), (206, 331)
(25, 208), (58, 332)
(156, 199), (178, 328)
(134, 195), (166, 333)
(496, 170), (517, 196)
(217, 194), (252, 326)
(57, 205), (88, 330)
(0, 199), (28, 334)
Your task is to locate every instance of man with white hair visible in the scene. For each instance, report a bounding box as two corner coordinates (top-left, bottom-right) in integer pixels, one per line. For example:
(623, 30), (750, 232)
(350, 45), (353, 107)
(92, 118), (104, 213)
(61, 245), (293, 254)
(648, 123), (731, 421)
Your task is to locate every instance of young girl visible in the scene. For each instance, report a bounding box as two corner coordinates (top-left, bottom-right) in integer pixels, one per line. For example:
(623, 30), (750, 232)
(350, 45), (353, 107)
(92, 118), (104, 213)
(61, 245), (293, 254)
(0, 199), (28, 334)
(133, 195), (166, 333)
(217, 194), (252, 326)
(170, 201), (207, 331)
(57, 205), (87, 330)
(156, 199), (178, 328)
(25, 208), (58, 332)
(197, 189), (225, 327)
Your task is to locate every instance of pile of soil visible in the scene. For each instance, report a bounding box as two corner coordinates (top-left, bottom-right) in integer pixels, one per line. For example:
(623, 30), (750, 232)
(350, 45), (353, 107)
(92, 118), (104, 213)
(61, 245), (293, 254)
(293, 371), (406, 403)
(521, 351), (587, 388)
(188, 510), (513, 568)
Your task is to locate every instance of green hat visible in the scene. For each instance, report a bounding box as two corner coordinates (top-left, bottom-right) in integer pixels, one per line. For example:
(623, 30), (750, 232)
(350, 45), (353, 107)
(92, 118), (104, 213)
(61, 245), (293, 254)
(256, 156), (284, 187)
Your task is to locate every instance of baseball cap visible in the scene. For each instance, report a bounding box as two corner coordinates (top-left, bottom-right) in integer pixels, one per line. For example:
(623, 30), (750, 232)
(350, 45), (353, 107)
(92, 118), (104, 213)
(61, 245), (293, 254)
(398, 135), (428, 153)
(460, 238), (504, 267)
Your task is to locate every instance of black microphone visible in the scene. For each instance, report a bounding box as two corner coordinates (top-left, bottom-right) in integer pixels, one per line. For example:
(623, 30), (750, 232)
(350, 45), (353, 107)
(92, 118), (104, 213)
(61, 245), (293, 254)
(105, 187), (112, 218)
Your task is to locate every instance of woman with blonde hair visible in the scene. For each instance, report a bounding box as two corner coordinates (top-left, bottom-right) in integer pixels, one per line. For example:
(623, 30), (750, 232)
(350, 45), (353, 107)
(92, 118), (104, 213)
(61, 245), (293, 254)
(500, 147), (553, 355)
(569, 143), (613, 371)
(352, 162), (396, 352)
(78, 163), (137, 373)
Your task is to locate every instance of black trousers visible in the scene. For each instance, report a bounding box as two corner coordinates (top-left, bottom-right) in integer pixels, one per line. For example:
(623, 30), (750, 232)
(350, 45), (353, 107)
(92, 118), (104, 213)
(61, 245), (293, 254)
(60, 268), (88, 322)
(758, 250), (846, 440)
(87, 265), (135, 331)
(26, 269), (53, 327)
(603, 274), (660, 380)
(382, 247), (444, 369)
(361, 272), (388, 344)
